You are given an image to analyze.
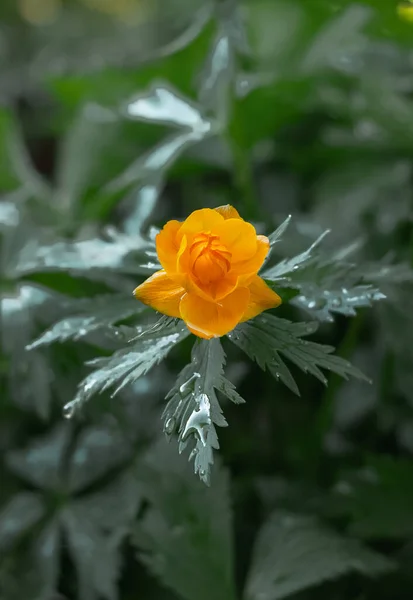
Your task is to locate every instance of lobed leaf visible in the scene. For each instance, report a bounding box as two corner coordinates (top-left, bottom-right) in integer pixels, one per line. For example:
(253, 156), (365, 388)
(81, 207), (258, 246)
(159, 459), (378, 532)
(132, 438), (236, 600)
(162, 338), (245, 484)
(229, 314), (369, 395)
(27, 294), (144, 349)
(64, 317), (189, 417)
(244, 510), (394, 600)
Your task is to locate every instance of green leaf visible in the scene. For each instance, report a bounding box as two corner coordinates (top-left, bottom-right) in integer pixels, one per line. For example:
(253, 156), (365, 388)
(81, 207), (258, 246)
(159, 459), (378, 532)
(5, 425), (71, 492)
(54, 104), (121, 218)
(301, 4), (370, 75)
(332, 456), (413, 539)
(64, 318), (189, 417)
(0, 519), (60, 600)
(62, 469), (141, 600)
(0, 493), (46, 552)
(132, 438), (236, 600)
(15, 234), (159, 280)
(124, 83), (209, 130)
(105, 127), (216, 195)
(67, 425), (131, 494)
(263, 230), (330, 281)
(27, 294), (144, 349)
(228, 314), (369, 395)
(244, 510), (394, 600)
(162, 338), (245, 484)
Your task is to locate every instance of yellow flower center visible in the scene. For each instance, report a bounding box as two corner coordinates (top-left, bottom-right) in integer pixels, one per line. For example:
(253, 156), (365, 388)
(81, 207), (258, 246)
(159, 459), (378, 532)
(190, 233), (232, 285)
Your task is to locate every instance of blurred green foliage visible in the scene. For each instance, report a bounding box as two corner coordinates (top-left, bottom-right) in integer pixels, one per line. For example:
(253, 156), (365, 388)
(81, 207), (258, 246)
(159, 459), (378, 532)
(2, 0), (413, 599)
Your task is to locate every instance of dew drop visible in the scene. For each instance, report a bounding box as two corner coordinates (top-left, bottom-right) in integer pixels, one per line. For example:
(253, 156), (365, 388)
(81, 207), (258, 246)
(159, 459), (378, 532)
(189, 448), (198, 461)
(199, 469), (206, 478)
(332, 297), (342, 308)
(314, 297), (327, 309)
(164, 417), (176, 435)
(63, 401), (77, 419)
(179, 372), (201, 394)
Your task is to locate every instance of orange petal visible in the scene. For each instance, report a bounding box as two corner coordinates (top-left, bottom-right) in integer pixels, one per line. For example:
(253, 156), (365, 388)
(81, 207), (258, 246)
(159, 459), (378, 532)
(214, 204), (242, 220)
(187, 272), (239, 302)
(241, 275), (282, 322)
(233, 235), (270, 280)
(179, 287), (250, 339)
(178, 208), (224, 238)
(156, 220), (181, 274)
(215, 218), (257, 262)
(133, 269), (184, 318)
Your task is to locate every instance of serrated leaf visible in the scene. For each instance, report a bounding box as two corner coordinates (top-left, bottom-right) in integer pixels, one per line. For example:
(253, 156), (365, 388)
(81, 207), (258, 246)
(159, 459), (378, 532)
(228, 314), (368, 395)
(268, 215), (292, 247)
(65, 318), (189, 417)
(125, 83), (208, 131)
(162, 338), (245, 484)
(15, 234), (158, 280)
(0, 493), (46, 551)
(244, 510), (394, 600)
(292, 284), (386, 322)
(263, 230), (330, 281)
(5, 425), (71, 491)
(264, 241), (391, 322)
(27, 294), (144, 349)
(132, 438), (236, 600)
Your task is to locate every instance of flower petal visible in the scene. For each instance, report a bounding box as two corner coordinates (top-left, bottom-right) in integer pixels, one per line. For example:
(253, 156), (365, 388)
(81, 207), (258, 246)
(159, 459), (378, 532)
(156, 220), (181, 274)
(233, 235), (270, 279)
(214, 204), (242, 220)
(216, 218), (257, 262)
(241, 275), (282, 322)
(188, 272), (239, 302)
(178, 208), (224, 238)
(134, 270), (184, 318)
(179, 287), (250, 339)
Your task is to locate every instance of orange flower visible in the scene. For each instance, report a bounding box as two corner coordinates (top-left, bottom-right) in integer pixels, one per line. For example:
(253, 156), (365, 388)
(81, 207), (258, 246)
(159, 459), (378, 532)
(133, 205), (281, 339)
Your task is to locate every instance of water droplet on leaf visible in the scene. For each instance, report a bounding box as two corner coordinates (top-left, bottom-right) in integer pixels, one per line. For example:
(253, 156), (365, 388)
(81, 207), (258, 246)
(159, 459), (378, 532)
(179, 372), (201, 394)
(63, 401), (76, 419)
(164, 417), (176, 435)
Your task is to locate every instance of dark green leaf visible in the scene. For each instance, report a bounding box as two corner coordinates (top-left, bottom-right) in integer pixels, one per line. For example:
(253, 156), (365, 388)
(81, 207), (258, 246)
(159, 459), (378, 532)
(5, 425), (71, 491)
(27, 294), (144, 349)
(163, 338), (244, 484)
(0, 493), (46, 551)
(132, 438), (236, 600)
(65, 318), (189, 417)
(229, 314), (369, 395)
(244, 510), (394, 600)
